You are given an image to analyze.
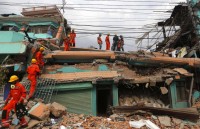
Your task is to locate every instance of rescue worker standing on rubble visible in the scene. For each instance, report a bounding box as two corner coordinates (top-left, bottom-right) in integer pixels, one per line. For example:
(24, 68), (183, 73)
(97, 34), (103, 50)
(64, 35), (71, 51)
(105, 33), (110, 50)
(112, 33), (119, 51)
(35, 47), (45, 68)
(119, 35), (124, 51)
(27, 59), (40, 100)
(70, 29), (76, 47)
(2, 75), (28, 128)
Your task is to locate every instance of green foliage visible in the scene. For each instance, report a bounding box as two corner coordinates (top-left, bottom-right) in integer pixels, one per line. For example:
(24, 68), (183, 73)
(0, 66), (9, 87)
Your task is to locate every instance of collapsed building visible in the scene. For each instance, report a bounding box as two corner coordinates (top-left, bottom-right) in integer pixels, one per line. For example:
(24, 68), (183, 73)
(1, 2), (200, 128)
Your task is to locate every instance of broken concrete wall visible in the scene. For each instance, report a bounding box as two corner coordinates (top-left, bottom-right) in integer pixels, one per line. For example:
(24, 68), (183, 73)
(118, 83), (169, 108)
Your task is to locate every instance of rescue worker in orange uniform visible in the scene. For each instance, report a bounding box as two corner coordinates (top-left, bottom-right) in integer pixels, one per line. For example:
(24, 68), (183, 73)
(97, 34), (103, 50)
(27, 59), (40, 100)
(64, 35), (70, 51)
(105, 33), (110, 50)
(35, 47), (45, 68)
(70, 29), (76, 47)
(2, 75), (28, 128)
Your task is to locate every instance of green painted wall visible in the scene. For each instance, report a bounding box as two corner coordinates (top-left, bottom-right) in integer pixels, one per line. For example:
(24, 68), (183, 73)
(92, 85), (97, 116)
(0, 31), (24, 42)
(0, 42), (26, 54)
(112, 84), (118, 106)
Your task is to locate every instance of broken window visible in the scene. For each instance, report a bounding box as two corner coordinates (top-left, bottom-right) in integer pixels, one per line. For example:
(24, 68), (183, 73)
(176, 81), (188, 102)
(1, 26), (18, 31)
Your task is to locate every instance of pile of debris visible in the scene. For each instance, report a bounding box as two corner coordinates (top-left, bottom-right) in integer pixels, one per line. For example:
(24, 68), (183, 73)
(4, 99), (200, 129)
(119, 95), (168, 108)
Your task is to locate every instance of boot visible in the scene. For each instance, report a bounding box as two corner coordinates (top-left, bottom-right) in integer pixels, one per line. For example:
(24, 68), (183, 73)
(1, 110), (10, 128)
(19, 117), (28, 127)
(1, 119), (10, 128)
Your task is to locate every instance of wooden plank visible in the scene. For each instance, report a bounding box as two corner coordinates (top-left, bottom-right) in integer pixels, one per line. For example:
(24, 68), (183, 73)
(44, 51), (116, 60)
(130, 56), (200, 68)
(112, 106), (199, 122)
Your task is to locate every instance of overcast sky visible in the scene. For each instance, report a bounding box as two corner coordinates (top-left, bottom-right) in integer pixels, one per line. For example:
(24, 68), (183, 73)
(0, 0), (186, 51)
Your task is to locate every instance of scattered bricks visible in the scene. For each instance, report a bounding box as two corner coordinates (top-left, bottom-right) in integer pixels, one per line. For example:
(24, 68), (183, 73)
(175, 75), (180, 79)
(73, 116), (80, 122)
(160, 87), (168, 94)
(9, 125), (18, 129)
(79, 114), (85, 119)
(158, 116), (171, 127)
(28, 102), (50, 120)
(165, 78), (173, 85)
(34, 98), (44, 103)
(26, 119), (40, 129)
(172, 118), (182, 125)
(123, 97), (133, 106)
(50, 102), (67, 117)
(109, 114), (119, 121)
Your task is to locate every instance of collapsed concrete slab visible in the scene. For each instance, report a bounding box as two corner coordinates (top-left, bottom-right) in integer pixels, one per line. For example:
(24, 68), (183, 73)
(28, 102), (50, 120)
(50, 102), (67, 117)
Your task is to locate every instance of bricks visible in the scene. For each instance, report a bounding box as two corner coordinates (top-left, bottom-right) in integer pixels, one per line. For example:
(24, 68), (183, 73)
(50, 102), (67, 117)
(160, 87), (168, 94)
(28, 102), (50, 120)
(26, 119), (40, 129)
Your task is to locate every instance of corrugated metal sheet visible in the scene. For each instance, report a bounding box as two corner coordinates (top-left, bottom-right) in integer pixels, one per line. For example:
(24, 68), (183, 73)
(51, 89), (92, 115)
(40, 82), (93, 91)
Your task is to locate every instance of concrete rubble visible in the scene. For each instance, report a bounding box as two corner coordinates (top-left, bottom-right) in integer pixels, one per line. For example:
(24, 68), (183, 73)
(4, 99), (200, 129)
(119, 95), (167, 108)
(50, 102), (67, 117)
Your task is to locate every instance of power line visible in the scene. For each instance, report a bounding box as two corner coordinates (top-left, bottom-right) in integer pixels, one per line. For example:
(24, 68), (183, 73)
(70, 23), (160, 28)
(64, 7), (173, 11)
(83, 0), (180, 3)
(65, 8), (172, 15)
(67, 4), (177, 6)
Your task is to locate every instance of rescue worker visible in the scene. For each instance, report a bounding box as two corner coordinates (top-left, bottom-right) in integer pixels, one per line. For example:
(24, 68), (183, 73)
(2, 75), (28, 128)
(64, 35), (70, 51)
(27, 59), (40, 100)
(97, 34), (103, 50)
(117, 35), (124, 51)
(35, 47), (45, 68)
(120, 35), (124, 51)
(112, 33), (119, 51)
(70, 29), (76, 47)
(105, 33), (110, 50)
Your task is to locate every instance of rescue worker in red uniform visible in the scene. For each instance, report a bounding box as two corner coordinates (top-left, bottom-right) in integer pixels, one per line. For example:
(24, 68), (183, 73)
(70, 29), (76, 47)
(27, 59), (40, 100)
(105, 33), (110, 50)
(2, 75), (28, 128)
(97, 34), (103, 50)
(64, 35), (70, 51)
(35, 47), (45, 68)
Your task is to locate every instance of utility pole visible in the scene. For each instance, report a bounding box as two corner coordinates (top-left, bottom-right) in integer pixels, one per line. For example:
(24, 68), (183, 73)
(62, 0), (66, 14)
